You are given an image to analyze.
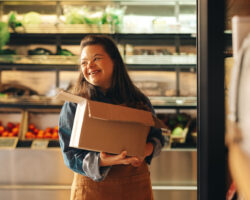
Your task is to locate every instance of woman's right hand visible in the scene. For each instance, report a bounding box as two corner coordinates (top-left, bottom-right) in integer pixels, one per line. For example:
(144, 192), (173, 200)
(99, 151), (140, 167)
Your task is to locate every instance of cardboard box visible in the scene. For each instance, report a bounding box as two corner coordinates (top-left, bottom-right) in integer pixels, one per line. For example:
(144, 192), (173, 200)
(56, 91), (159, 157)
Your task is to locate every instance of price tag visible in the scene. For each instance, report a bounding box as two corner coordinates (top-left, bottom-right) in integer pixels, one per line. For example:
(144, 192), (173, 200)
(31, 139), (49, 149)
(0, 137), (18, 149)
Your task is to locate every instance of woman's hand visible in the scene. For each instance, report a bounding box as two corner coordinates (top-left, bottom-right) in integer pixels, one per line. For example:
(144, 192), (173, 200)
(99, 142), (154, 167)
(100, 150), (139, 167)
(130, 142), (154, 167)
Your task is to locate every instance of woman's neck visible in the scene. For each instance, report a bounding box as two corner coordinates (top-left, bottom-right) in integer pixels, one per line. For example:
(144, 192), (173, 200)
(97, 86), (109, 96)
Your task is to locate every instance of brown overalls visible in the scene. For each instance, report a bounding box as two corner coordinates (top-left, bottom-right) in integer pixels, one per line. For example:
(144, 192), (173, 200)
(70, 161), (153, 200)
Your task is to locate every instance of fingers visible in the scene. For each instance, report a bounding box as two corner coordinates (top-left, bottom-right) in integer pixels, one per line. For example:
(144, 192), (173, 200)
(100, 152), (108, 158)
(120, 156), (138, 165)
(131, 161), (142, 167)
(118, 150), (127, 159)
(130, 157), (143, 167)
(100, 151), (144, 167)
(99, 151), (145, 167)
(100, 151), (128, 166)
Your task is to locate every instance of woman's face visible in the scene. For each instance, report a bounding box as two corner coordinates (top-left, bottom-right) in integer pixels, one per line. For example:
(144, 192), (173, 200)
(81, 45), (114, 91)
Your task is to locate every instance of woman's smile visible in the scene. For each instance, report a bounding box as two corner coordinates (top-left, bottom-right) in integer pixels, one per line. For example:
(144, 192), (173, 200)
(88, 70), (101, 76)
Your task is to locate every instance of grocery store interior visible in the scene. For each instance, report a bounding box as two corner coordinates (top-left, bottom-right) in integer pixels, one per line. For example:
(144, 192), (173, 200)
(0, 0), (250, 200)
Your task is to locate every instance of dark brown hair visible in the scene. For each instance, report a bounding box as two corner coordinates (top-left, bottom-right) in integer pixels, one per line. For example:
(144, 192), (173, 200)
(73, 35), (148, 108)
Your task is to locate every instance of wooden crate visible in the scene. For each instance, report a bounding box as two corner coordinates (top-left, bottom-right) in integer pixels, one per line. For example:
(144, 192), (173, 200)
(21, 108), (60, 141)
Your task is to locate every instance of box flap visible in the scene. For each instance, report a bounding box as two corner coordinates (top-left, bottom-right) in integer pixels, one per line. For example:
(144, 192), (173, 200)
(70, 101), (87, 148)
(55, 91), (85, 103)
(88, 100), (154, 126)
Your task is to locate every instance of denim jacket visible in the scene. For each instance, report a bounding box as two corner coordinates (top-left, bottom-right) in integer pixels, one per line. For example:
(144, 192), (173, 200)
(58, 89), (165, 182)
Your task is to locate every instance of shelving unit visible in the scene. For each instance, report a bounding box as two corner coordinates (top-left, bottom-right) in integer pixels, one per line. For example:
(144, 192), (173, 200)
(0, 31), (197, 109)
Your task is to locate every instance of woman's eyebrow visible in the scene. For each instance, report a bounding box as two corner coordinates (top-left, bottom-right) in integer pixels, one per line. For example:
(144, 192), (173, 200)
(81, 54), (104, 61)
(93, 54), (104, 57)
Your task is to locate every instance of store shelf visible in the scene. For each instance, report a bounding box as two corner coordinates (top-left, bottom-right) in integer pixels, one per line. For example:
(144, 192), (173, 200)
(150, 96), (197, 109)
(0, 96), (197, 109)
(0, 63), (79, 71)
(152, 185), (197, 191)
(0, 54), (79, 71)
(0, 55), (196, 71)
(0, 97), (62, 109)
(8, 33), (196, 45)
(162, 147), (196, 152)
(0, 55), (79, 65)
(0, 64), (196, 71)
(0, 0), (195, 3)
(127, 64), (196, 71)
(9, 26), (196, 35)
(12, 24), (114, 34)
(125, 55), (196, 65)
(16, 139), (60, 148)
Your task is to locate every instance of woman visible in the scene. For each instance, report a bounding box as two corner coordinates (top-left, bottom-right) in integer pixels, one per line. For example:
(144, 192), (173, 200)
(59, 35), (165, 200)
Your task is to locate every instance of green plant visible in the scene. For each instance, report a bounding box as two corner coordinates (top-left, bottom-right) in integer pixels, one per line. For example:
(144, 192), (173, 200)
(0, 22), (10, 50)
(8, 11), (22, 32)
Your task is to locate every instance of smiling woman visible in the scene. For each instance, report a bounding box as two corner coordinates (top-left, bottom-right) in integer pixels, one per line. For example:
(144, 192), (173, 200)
(58, 35), (165, 200)
(73, 35), (153, 107)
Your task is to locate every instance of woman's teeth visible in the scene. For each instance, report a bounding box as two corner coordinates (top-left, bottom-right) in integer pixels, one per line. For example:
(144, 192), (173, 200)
(89, 70), (99, 75)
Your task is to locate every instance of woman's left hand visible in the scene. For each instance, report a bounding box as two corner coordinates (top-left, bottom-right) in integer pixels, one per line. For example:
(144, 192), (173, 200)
(130, 142), (154, 167)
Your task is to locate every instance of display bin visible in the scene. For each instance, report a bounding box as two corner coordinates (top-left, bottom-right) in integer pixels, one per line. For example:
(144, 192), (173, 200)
(0, 108), (24, 148)
(21, 109), (60, 144)
(129, 71), (177, 97)
(157, 113), (192, 145)
(171, 119), (191, 144)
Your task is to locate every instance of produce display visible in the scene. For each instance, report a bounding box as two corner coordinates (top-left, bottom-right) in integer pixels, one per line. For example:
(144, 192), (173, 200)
(0, 83), (38, 97)
(0, 49), (16, 55)
(133, 48), (172, 56)
(22, 12), (42, 25)
(1, 4), (196, 34)
(0, 121), (20, 137)
(25, 124), (59, 139)
(7, 11), (41, 28)
(0, 4), (197, 148)
(158, 113), (197, 146)
(27, 47), (74, 56)
(63, 5), (126, 26)
(56, 47), (74, 56)
(4, 6), (125, 27)
(65, 9), (85, 24)
(28, 48), (53, 56)
(159, 113), (191, 137)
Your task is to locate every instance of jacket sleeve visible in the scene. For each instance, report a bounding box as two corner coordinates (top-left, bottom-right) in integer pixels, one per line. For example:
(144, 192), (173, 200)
(58, 102), (111, 181)
(144, 98), (165, 164)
